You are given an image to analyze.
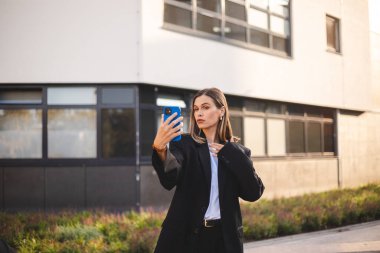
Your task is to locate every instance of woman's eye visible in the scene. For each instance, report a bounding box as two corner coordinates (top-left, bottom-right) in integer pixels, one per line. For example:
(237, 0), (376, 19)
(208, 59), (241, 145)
(194, 108), (198, 111)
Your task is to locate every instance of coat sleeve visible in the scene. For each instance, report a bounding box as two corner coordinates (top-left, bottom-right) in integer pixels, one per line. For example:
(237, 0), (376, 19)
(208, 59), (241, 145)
(218, 142), (265, 201)
(152, 140), (185, 191)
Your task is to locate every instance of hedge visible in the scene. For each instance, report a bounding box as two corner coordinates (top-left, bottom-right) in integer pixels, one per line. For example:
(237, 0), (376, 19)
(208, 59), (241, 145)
(0, 184), (379, 253)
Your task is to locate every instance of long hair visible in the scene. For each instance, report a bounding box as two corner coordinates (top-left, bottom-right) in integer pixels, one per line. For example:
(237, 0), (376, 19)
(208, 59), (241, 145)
(189, 87), (239, 144)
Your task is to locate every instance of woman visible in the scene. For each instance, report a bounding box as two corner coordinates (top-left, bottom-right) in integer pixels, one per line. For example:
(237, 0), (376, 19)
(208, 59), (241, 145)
(151, 88), (265, 253)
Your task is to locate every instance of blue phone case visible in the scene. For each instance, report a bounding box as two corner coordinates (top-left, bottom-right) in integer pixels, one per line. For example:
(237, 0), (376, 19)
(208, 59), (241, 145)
(163, 106), (182, 142)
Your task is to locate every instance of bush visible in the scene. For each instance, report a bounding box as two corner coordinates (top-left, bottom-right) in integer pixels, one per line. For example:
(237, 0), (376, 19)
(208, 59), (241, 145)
(0, 184), (379, 252)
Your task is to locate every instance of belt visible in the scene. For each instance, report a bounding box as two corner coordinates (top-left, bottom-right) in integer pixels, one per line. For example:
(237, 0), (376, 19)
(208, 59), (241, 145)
(203, 219), (221, 228)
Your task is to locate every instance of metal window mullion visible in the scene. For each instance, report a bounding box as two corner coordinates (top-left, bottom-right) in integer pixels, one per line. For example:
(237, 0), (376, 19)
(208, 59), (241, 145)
(192, 0), (197, 30)
(304, 116), (308, 154)
(42, 87), (48, 160)
(221, 0), (226, 38)
(321, 121), (325, 154)
(268, 7), (273, 49)
(96, 85), (102, 160)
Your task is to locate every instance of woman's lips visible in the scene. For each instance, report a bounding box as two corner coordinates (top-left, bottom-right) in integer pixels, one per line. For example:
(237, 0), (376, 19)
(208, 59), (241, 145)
(196, 119), (205, 123)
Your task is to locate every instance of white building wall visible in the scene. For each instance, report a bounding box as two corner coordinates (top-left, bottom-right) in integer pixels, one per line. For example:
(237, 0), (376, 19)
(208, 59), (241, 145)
(0, 0), (140, 83)
(369, 0), (380, 110)
(140, 0), (371, 111)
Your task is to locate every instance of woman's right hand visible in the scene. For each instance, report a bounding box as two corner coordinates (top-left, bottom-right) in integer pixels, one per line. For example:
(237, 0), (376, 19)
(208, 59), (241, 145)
(153, 112), (184, 151)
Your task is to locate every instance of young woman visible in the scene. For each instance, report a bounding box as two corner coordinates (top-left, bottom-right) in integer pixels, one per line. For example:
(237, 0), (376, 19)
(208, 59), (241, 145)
(152, 88), (265, 253)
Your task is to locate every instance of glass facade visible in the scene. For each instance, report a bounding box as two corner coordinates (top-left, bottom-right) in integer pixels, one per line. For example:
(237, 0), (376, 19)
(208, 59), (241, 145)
(0, 85), (336, 165)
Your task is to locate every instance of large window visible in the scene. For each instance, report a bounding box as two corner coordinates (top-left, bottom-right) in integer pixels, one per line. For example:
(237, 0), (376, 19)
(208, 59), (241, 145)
(326, 15), (340, 53)
(0, 86), (137, 165)
(0, 109), (42, 158)
(47, 87), (97, 158)
(164, 0), (292, 56)
(233, 99), (336, 157)
(0, 89), (43, 158)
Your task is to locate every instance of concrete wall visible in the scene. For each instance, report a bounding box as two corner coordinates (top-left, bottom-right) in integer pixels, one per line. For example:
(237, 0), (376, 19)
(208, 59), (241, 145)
(140, 0), (371, 111)
(253, 158), (339, 199)
(338, 111), (380, 188)
(0, 0), (140, 83)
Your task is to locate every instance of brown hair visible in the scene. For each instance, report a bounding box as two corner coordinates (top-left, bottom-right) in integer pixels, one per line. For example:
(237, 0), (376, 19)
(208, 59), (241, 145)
(189, 87), (239, 144)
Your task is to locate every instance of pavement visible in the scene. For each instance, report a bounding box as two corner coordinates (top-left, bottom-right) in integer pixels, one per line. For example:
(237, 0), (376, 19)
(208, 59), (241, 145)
(244, 220), (380, 253)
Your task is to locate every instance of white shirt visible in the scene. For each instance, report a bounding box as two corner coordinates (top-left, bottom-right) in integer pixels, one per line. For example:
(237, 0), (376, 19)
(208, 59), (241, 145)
(204, 146), (221, 220)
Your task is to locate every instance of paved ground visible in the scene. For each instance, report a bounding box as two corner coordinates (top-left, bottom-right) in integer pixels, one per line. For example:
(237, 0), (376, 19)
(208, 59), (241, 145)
(244, 220), (380, 253)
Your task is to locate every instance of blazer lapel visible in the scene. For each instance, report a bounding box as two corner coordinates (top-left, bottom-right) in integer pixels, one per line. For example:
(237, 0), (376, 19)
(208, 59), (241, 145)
(197, 142), (211, 195)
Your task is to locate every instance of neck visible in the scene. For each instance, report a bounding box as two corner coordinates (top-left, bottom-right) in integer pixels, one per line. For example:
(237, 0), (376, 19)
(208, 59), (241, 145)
(202, 126), (218, 143)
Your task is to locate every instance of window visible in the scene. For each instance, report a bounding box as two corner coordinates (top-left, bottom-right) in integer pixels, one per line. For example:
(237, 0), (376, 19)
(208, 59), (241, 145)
(326, 15), (340, 53)
(102, 109), (135, 159)
(47, 87), (97, 158)
(0, 88), (43, 158)
(0, 88), (42, 104)
(0, 109), (42, 158)
(267, 118), (286, 156)
(163, 0), (292, 56)
(100, 87), (136, 159)
(48, 109), (96, 158)
(244, 117), (265, 156)
(0, 86), (138, 165)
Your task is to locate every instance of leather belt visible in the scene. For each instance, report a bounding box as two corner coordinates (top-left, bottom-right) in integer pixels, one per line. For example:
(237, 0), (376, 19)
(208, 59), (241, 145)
(203, 219), (221, 228)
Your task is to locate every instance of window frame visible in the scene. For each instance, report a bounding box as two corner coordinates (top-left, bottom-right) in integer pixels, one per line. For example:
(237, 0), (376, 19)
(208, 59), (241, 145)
(163, 0), (292, 57)
(0, 85), (139, 167)
(326, 14), (341, 54)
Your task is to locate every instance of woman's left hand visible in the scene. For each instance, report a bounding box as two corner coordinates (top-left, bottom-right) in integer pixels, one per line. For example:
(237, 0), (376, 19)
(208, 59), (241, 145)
(208, 143), (225, 157)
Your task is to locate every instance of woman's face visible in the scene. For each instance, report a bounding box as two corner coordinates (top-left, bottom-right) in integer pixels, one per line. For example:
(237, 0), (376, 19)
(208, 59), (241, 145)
(193, 95), (224, 130)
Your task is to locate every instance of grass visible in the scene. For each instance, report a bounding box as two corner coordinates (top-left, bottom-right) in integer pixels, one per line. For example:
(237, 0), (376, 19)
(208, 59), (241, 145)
(0, 183), (379, 252)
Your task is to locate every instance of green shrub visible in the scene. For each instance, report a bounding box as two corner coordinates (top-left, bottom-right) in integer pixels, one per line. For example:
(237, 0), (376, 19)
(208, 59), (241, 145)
(0, 184), (379, 252)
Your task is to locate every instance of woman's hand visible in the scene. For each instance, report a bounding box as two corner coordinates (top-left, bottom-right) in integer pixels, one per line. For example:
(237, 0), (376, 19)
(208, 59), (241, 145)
(153, 112), (184, 151)
(208, 143), (225, 157)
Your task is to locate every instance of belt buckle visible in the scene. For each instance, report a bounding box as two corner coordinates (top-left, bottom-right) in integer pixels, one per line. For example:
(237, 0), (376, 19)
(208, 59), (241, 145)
(204, 219), (213, 228)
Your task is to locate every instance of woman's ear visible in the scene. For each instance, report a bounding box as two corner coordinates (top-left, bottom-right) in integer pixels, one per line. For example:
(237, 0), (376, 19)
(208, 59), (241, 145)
(221, 106), (225, 116)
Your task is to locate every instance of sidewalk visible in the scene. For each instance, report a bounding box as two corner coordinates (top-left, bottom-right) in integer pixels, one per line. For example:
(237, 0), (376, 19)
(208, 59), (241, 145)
(244, 220), (380, 253)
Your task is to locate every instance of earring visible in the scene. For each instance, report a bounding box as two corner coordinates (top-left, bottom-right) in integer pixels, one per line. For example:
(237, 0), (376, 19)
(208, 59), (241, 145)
(220, 115), (223, 121)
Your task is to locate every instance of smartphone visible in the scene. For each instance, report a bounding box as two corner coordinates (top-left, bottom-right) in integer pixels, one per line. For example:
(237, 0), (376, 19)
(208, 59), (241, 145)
(163, 106), (182, 142)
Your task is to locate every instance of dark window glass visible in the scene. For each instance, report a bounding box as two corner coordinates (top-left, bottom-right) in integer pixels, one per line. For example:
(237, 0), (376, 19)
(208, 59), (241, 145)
(141, 109), (156, 156)
(174, 0), (191, 4)
(250, 29), (269, 47)
(164, 4), (192, 28)
(140, 85), (156, 104)
(273, 36), (288, 53)
(230, 116), (243, 143)
(322, 109), (334, 119)
(226, 96), (243, 111)
(197, 14), (221, 35)
(245, 100), (266, 112)
(289, 121), (305, 153)
(225, 22), (246, 42)
(287, 105), (304, 116)
(198, 0), (221, 13)
(266, 103), (283, 114)
(305, 107), (323, 118)
(102, 88), (135, 105)
(307, 122), (322, 152)
(226, 1), (246, 21)
(102, 109), (136, 159)
(324, 123), (334, 152)
(0, 89), (42, 104)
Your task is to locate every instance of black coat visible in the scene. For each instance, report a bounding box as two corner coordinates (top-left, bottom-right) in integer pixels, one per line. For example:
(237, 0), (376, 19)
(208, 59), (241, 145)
(152, 134), (265, 253)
